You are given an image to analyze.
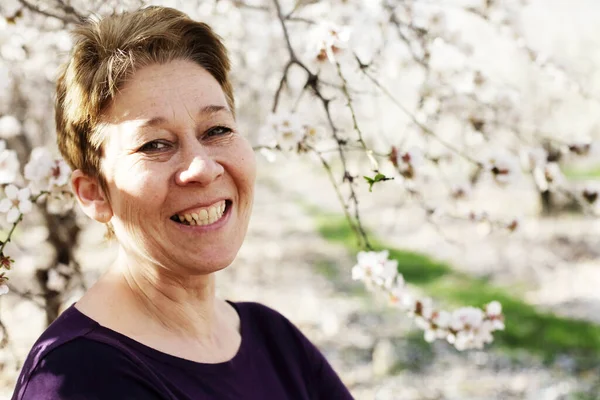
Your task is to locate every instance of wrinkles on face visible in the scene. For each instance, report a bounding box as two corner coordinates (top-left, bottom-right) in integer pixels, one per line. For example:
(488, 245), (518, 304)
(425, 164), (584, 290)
(97, 60), (256, 280)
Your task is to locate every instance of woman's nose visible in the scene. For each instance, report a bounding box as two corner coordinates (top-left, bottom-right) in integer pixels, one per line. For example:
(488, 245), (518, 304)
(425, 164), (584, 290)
(175, 147), (224, 186)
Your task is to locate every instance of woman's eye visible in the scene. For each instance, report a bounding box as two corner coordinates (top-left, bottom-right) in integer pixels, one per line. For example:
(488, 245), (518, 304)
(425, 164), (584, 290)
(206, 126), (233, 137)
(139, 141), (169, 152)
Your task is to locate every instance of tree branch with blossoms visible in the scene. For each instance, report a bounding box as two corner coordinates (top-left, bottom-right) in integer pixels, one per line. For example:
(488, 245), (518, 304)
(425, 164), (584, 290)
(352, 250), (505, 350)
(0, 137), (80, 329)
(246, 0), (598, 349)
(269, 0), (373, 249)
(257, 0), (513, 350)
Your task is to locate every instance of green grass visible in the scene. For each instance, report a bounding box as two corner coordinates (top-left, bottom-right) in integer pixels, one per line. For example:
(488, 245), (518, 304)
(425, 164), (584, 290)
(564, 165), (600, 180)
(315, 213), (600, 365)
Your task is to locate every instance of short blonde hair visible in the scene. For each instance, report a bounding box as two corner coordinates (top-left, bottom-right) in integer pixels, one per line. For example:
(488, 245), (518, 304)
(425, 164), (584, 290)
(55, 6), (234, 238)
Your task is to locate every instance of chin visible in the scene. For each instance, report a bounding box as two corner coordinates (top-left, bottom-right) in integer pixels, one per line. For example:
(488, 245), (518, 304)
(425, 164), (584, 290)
(182, 252), (238, 275)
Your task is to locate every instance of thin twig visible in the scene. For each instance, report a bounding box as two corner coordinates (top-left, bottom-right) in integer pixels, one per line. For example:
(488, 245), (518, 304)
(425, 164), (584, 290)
(54, 0), (85, 21)
(231, 0), (269, 11)
(313, 150), (361, 243)
(357, 61), (484, 167)
(16, 0), (79, 24)
(271, 0), (372, 249)
(334, 60), (379, 170)
(387, 5), (429, 68)
(272, 60), (294, 113)
(0, 317), (8, 348)
(272, 0), (298, 62)
(284, 0), (308, 19)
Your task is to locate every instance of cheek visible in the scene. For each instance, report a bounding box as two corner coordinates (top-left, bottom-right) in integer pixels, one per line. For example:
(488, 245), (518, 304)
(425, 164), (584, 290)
(235, 140), (257, 192)
(111, 171), (166, 219)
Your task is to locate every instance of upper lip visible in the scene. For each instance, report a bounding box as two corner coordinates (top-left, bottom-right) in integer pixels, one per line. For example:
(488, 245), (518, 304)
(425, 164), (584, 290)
(171, 198), (229, 216)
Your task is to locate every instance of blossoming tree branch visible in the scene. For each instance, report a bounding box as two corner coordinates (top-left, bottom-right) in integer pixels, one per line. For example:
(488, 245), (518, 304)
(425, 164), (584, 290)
(0, 0), (599, 351)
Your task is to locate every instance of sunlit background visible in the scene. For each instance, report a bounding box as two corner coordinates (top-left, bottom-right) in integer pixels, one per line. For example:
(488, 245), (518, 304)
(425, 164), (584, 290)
(1, 0), (600, 398)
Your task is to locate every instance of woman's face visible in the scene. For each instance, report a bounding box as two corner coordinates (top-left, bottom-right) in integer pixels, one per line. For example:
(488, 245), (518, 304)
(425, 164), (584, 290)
(99, 59), (256, 276)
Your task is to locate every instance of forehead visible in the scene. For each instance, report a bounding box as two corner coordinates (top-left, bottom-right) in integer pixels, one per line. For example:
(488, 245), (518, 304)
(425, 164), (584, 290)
(103, 59), (230, 125)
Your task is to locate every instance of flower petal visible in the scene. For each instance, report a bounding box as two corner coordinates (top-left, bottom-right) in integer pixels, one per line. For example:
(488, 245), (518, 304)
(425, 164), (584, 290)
(4, 184), (17, 199)
(0, 199), (11, 213)
(18, 199), (32, 214)
(18, 187), (31, 202)
(6, 207), (20, 223)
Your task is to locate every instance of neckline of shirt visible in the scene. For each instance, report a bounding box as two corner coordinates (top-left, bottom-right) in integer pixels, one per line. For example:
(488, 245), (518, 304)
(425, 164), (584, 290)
(66, 300), (248, 373)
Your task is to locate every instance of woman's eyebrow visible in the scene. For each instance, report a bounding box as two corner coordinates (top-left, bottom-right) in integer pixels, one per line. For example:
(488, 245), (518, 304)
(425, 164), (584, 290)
(199, 105), (229, 117)
(139, 105), (230, 129)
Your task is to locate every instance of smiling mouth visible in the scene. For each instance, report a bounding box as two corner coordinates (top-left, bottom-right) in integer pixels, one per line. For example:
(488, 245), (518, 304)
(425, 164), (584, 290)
(170, 200), (231, 226)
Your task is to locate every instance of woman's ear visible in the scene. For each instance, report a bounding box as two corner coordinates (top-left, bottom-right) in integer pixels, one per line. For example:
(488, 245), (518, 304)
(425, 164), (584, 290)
(71, 170), (113, 223)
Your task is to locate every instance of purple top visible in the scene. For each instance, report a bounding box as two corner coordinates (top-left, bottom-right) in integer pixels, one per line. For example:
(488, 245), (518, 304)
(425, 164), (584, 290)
(12, 301), (353, 399)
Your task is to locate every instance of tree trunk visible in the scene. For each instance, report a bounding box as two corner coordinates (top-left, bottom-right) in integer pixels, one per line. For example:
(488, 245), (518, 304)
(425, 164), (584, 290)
(540, 189), (553, 215)
(37, 210), (82, 326)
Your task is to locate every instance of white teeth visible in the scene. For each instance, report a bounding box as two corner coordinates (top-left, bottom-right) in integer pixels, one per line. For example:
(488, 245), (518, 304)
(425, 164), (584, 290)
(174, 200), (227, 226)
(208, 207), (217, 220)
(199, 209), (208, 220)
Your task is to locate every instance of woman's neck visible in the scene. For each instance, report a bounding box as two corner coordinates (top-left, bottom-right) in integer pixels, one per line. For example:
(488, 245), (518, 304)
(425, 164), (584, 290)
(87, 246), (225, 341)
(76, 247), (242, 363)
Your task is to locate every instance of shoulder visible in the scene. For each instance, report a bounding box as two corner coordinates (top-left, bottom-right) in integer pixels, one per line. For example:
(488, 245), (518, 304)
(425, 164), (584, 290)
(233, 301), (301, 336)
(232, 301), (354, 399)
(233, 301), (289, 321)
(23, 336), (138, 378)
(15, 338), (162, 400)
(32, 335), (138, 366)
(12, 306), (162, 400)
(13, 305), (95, 395)
(233, 301), (318, 361)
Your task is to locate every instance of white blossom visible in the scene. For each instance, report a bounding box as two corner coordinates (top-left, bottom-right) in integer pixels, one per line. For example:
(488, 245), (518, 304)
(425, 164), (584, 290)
(46, 268), (67, 292)
(450, 182), (472, 199)
(24, 147), (54, 183)
(0, 184), (32, 223)
(486, 300), (502, 316)
(534, 161), (564, 192)
(309, 22), (351, 63)
(567, 140), (595, 157)
(520, 147), (547, 171)
(0, 140), (20, 185)
(257, 147), (276, 163)
(304, 125), (325, 146)
(394, 147), (425, 179)
(487, 152), (520, 185)
(352, 250), (503, 349)
(401, 293), (416, 312)
(387, 279), (405, 304)
(24, 147), (71, 195)
(0, 115), (21, 138)
(418, 297), (434, 319)
(352, 250), (399, 288)
(259, 113), (304, 151)
(0, 284), (8, 296)
(450, 306), (485, 332)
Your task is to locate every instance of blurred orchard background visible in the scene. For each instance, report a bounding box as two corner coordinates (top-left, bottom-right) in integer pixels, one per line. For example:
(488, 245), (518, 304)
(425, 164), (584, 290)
(1, 0), (600, 398)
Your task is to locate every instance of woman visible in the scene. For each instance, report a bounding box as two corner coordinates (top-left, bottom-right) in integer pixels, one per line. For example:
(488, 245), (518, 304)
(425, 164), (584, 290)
(12, 6), (353, 400)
